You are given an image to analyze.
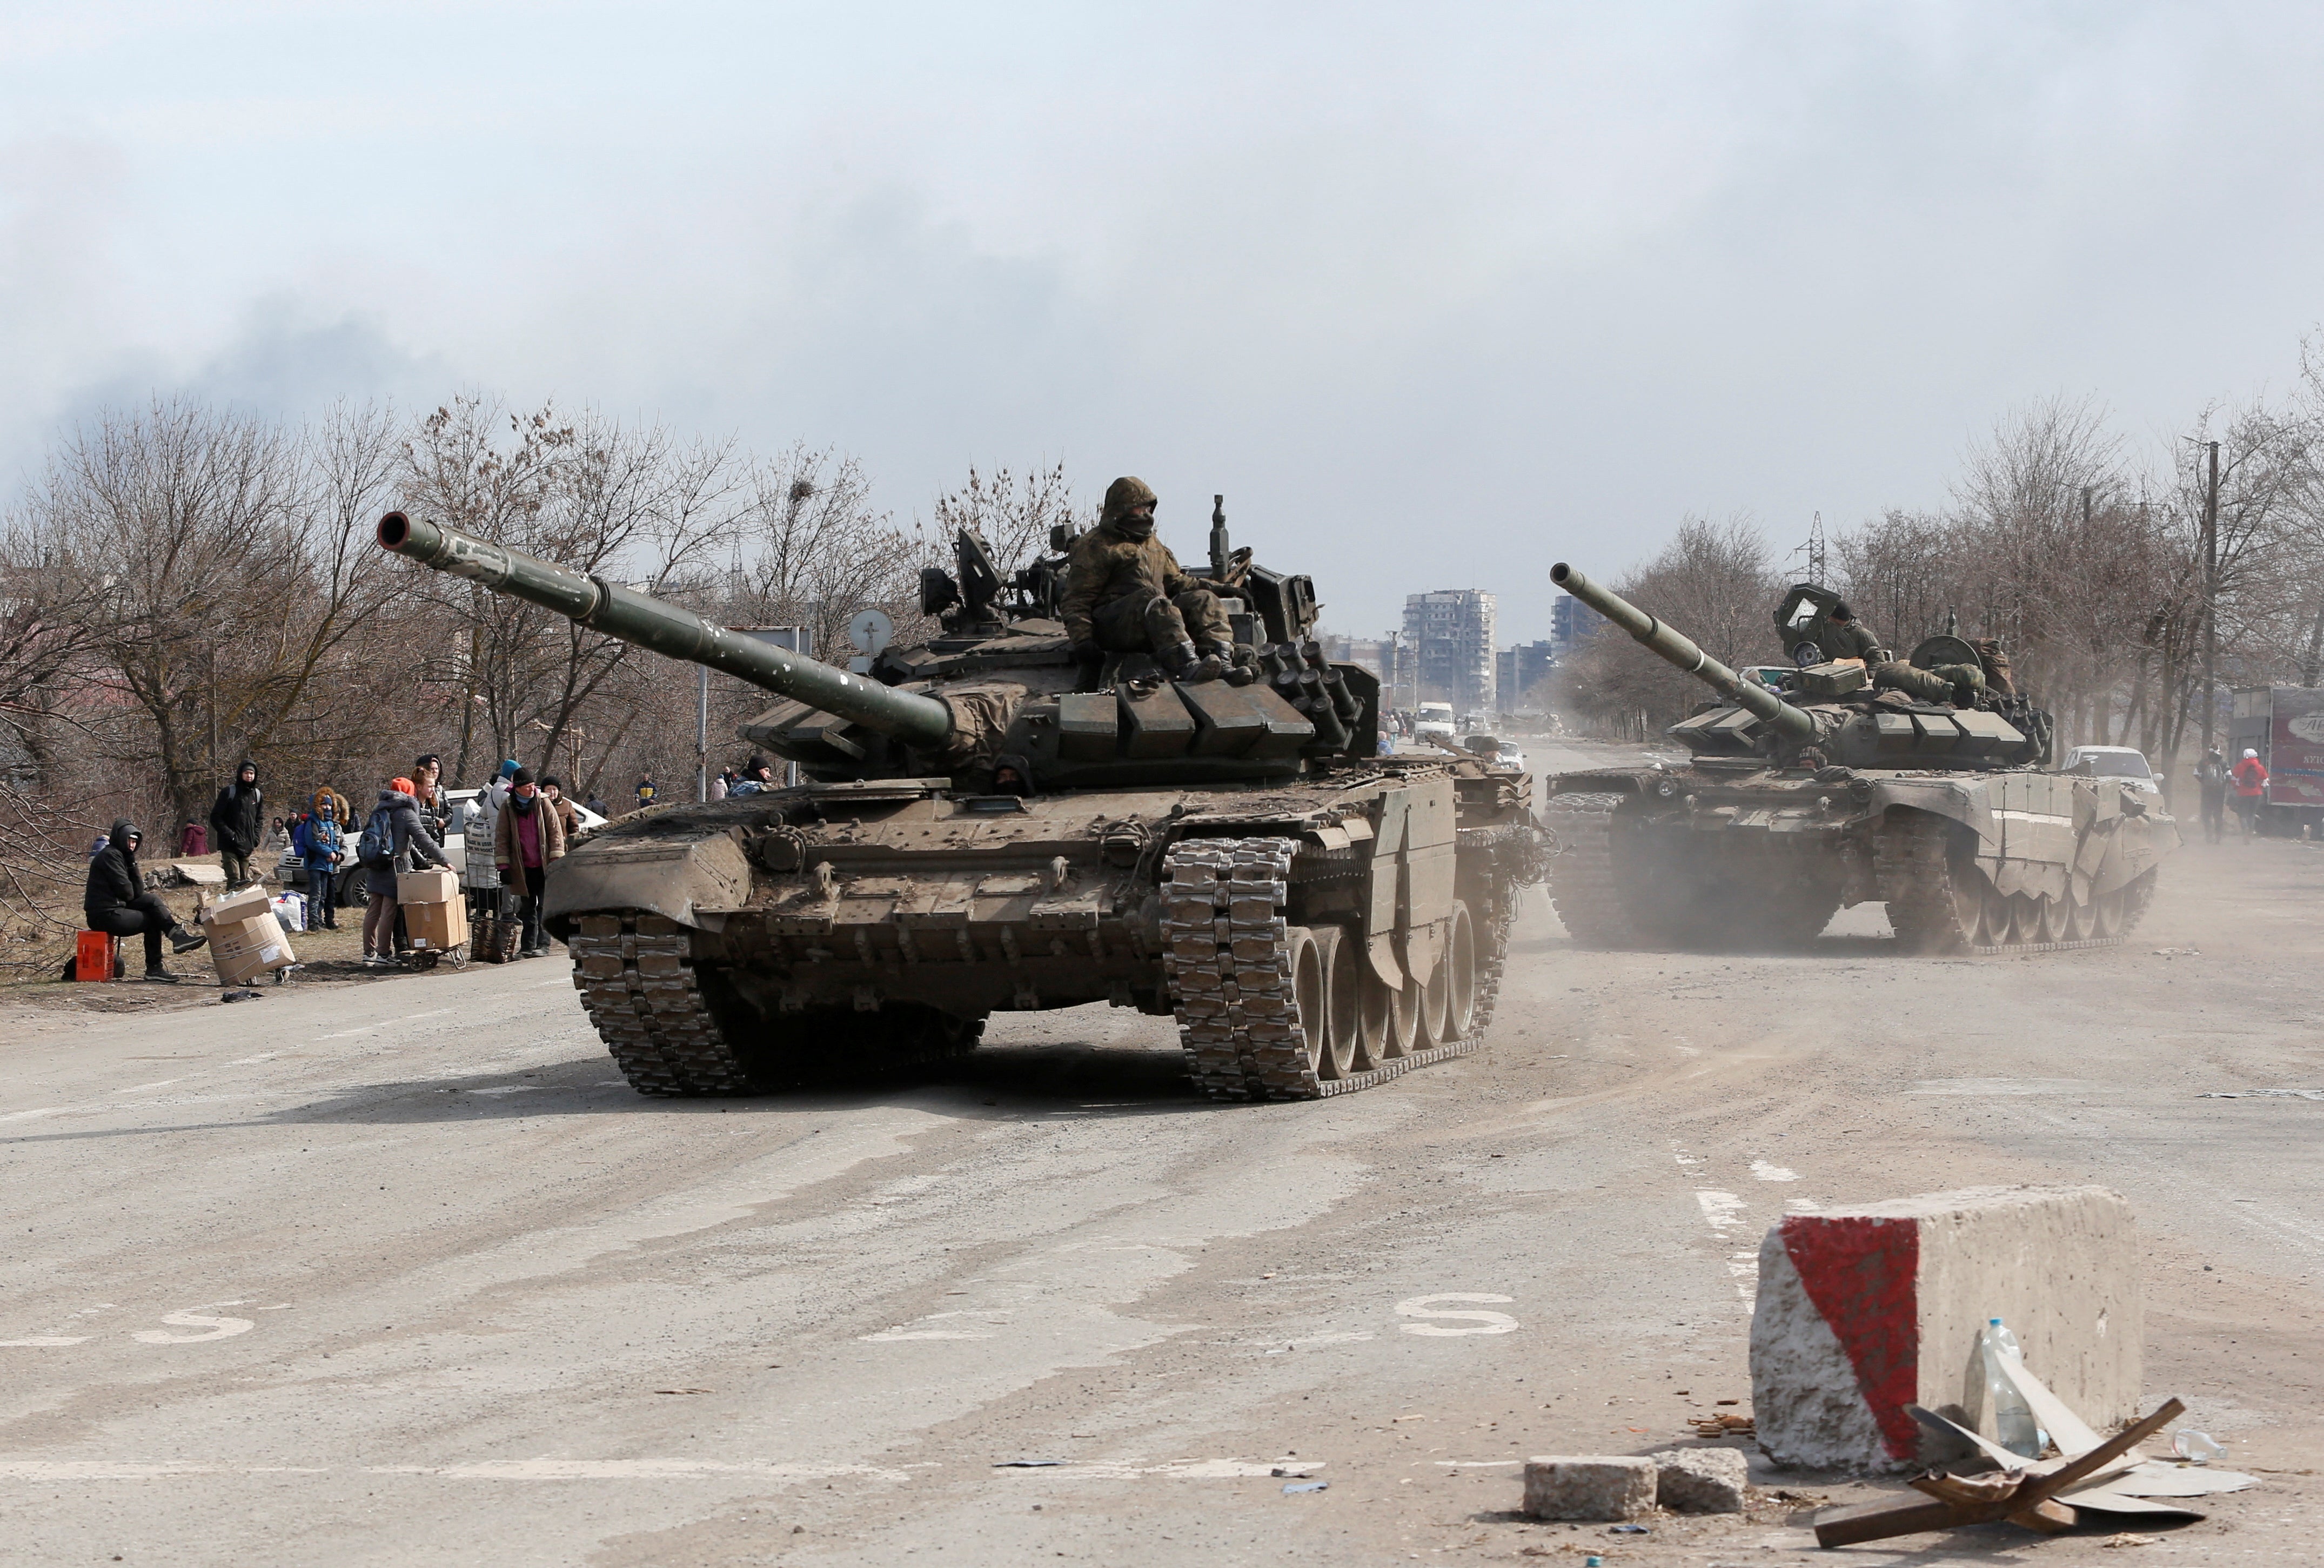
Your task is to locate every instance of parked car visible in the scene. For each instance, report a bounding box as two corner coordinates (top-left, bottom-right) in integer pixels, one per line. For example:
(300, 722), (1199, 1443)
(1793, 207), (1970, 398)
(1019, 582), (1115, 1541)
(2061, 745), (2164, 798)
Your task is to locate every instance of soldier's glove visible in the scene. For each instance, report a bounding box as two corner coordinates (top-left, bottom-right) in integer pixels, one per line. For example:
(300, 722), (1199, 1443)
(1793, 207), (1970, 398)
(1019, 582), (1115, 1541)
(1070, 641), (1105, 685)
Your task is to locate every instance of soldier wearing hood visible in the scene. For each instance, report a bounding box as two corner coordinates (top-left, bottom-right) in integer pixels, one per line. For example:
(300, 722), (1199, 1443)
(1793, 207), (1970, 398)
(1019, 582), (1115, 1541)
(1060, 477), (1236, 682)
(83, 820), (208, 982)
(209, 759), (265, 888)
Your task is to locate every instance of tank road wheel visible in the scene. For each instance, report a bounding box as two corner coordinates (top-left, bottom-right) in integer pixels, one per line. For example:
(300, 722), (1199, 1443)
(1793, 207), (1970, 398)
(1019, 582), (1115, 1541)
(1979, 886), (2014, 946)
(1287, 926), (1327, 1079)
(2089, 883), (2127, 939)
(1415, 949), (1453, 1048)
(1379, 969), (1419, 1059)
(2064, 893), (2097, 941)
(1544, 793), (1642, 949)
(1440, 901), (1479, 1042)
(1349, 961), (1391, 1073)
(1316, 927), (1361, 1080)
(1878, 813), (1984, 954)
(2035, 894), (2073, 944)
(2001, 893), (2042, 945)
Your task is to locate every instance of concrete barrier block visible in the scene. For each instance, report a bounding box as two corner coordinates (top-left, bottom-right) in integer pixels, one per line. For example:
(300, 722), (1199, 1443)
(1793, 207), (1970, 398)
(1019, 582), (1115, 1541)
(1749, 1184), (2140, 1473)
(1521, 1456), (1657, 1520)
(1657, 1447), (1748, 1512)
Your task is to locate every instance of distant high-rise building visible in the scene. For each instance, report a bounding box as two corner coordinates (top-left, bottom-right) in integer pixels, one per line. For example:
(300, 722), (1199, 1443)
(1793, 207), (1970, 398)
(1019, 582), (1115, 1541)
(1321, 633), (1401, 693)
(1403, 590), (1497, 716)
(1549, 595), (1598, 662)
(1496, 641), (1557, 712)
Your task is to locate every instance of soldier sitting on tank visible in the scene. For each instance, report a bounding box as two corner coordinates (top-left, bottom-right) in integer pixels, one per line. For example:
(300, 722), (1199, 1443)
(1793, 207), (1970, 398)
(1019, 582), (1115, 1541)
(1974, 636), (2015, 696)
(1062, 477), (1235, 683)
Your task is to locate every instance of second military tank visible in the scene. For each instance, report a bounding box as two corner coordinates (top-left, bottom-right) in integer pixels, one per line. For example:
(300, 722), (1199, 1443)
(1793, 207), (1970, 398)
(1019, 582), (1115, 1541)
(378, 504), (1544, 1100)
(1543, 564), (2180, 953)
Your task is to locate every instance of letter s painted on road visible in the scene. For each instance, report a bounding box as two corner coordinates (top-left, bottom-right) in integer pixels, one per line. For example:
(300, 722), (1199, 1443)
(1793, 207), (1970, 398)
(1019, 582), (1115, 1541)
(1395, 1293), (1518, 1336)
(132, 1311), (254, 1344)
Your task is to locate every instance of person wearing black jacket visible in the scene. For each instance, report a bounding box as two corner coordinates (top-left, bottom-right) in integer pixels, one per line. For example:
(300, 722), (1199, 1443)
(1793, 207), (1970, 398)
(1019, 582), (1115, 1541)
(209, 760), (265, 888)
(84, 820), (207, 982)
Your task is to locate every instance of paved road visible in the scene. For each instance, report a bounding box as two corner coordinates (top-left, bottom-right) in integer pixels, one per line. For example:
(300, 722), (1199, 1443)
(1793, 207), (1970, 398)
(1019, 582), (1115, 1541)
(2, 741), (2318, 1564)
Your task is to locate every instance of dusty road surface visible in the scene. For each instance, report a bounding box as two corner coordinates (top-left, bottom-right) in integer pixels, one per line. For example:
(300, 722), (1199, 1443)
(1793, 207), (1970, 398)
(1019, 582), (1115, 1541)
(3, 740), (2320, 1565)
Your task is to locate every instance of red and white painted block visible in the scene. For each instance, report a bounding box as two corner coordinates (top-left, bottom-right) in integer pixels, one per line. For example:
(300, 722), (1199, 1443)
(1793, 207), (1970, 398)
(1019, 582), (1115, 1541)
(1749, 1185), (2141, 1472)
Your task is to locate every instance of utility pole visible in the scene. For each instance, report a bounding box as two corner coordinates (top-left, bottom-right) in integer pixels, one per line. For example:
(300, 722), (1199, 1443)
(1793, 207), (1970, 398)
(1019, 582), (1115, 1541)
(696, 665), (711, 802)
(2200, 440), (2220, 754)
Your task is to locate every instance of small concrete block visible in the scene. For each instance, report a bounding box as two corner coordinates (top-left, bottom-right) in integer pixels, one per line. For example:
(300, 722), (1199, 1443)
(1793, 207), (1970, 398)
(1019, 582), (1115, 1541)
(172, 862), (226, 888)
(1521, 1456), (1657, 1520)
(1657, 1448), (1748, 1513)
(1750, 1184), (2140, 1473)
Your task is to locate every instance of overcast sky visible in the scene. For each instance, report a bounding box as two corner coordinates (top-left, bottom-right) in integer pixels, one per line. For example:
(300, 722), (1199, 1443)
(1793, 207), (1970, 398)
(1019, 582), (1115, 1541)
(6, 2), (2322, 640)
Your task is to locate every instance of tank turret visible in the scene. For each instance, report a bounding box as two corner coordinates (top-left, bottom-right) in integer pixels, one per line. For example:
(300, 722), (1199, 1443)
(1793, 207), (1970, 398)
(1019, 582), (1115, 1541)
(379, 511), (1379, 788)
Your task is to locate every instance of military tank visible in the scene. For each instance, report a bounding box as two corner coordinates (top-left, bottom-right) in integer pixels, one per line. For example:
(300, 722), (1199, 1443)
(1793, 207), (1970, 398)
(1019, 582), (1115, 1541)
(377, 506), (1543, 1100)
(1543, 564), (2179, 952)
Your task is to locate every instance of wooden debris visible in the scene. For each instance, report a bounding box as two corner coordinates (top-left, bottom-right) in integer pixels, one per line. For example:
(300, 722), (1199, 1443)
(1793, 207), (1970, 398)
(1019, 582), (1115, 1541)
(1813, 1397), (2186, 1548)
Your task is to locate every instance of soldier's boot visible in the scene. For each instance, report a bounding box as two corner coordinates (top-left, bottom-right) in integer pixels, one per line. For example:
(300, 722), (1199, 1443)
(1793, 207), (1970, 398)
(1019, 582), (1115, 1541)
(1162, 641), (1226, 683)
(1202, 641), (1257, 686)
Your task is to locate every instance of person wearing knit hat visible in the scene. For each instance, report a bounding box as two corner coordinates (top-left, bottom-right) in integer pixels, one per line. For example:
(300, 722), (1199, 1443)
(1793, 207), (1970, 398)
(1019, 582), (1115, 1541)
(493, 767), (567, 956)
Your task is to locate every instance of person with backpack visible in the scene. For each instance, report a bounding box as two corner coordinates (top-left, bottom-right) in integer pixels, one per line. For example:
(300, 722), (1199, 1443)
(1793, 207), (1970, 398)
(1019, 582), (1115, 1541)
(208, 760), (265, 888)
(84, 820), (207, 982)
(302, 797), (349, 930)
(359, 775), (448, 966)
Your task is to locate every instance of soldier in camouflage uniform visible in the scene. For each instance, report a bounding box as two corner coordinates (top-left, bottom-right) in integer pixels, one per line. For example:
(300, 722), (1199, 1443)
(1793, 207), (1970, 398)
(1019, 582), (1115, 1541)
(1819, 601), (1888, 664)
(1061, 477), (1235, 682)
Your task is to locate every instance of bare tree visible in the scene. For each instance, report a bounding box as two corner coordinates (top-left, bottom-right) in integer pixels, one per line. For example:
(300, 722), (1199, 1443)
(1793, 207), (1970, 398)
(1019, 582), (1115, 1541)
(1555, 515), (1780, 735)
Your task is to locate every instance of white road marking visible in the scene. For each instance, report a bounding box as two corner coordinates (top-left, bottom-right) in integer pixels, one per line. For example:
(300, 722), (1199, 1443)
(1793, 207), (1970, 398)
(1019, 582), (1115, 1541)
(1750, 1160), (1799, 1182)
(132, 1310), (255, 1344)
(1395, 1294), (1519, 1336)
(1014, 1458), (1322, 1480)
(1694, 1191), (1747, 1234)
(0, 1337), (91, 1348)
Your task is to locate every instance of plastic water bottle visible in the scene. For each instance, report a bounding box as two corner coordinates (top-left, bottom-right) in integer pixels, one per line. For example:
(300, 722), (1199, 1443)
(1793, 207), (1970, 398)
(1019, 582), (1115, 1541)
(1981, 1317), (2041, 1458)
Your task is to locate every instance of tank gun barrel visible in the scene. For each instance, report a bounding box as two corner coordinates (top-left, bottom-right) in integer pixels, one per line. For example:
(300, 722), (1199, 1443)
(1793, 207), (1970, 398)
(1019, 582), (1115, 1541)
(1551, 561), (1817, 739)
(379, 512), (954, 748)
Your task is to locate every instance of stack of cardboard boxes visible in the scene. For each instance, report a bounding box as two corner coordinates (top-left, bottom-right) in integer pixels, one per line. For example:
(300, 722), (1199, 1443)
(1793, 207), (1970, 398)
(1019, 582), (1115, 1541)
(398, 867), (468, 954)
(199, 884), (297, 985)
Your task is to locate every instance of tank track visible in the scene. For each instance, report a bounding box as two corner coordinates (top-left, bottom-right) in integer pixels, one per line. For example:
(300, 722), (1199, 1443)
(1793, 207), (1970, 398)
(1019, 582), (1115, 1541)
(569, 913), (754, 1096)
(1879, 813), (2146, 955)
(1543, 793), (1638, 948)
(1161, 836), (1492, 1103)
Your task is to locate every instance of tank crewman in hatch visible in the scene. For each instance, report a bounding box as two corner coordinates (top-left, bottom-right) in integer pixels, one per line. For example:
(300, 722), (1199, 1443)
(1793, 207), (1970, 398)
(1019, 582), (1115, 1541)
(1819, 602), (1890, 665)
(1062, 477), (1235, 682)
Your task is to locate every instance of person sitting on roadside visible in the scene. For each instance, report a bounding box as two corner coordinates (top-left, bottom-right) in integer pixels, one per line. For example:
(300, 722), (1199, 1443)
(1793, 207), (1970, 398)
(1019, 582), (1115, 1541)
(83, 820), (207, 982)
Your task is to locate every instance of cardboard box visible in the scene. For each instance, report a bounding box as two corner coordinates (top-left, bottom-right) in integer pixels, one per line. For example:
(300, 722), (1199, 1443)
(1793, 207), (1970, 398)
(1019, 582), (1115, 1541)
(202, 884), (273, 928)
(397, 867), (459, 905)
(404, 898), (469, 953)
(209, 911), (295, 986)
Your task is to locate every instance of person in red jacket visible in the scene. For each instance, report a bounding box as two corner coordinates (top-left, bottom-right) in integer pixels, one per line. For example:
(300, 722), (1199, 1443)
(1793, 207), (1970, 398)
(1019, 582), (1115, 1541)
(2232, 748), (2269, 837)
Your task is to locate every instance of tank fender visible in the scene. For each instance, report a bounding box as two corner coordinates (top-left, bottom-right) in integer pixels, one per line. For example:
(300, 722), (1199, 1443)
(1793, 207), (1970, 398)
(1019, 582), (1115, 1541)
(1868, 777), (1998, 848)
(1356, 776), (1457, 991)
(543, 828), (753, 933)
